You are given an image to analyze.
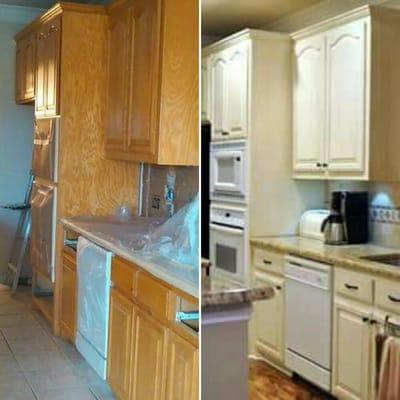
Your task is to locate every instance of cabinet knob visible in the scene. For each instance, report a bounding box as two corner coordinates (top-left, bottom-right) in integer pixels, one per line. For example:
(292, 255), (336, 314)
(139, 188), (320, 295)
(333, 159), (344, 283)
(236, 157), (241, 162)
(262, 260), (272, 265)
(362, 317), (369, 323)
(316, 162), (322, 167)
(225, 212), (231, 218)
(221, 131), (229, 136)
(275, 285), (282, 291)
(322, 163), (328, 168)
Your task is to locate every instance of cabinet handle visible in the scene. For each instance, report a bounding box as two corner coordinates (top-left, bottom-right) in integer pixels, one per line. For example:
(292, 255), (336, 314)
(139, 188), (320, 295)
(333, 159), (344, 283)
(263, 260), (272, 265)
(225, 212), (231, 218)
(221, 131), (229, 136)
(316, 162), (322, 167)
(275, 285), (282, 291)
(344, 283), (359, 290)
(362, 317), (369, 323)
(322, 163), (328, 168)
(388, 295), (400, 303)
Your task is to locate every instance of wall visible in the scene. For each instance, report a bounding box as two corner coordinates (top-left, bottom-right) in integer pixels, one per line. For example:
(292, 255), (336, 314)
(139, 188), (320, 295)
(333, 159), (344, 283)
(0, 5), (43, 280)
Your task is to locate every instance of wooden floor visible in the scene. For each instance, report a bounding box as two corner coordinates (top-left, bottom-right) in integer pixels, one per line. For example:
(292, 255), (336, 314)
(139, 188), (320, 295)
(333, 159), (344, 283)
(249, 360), (333, 400)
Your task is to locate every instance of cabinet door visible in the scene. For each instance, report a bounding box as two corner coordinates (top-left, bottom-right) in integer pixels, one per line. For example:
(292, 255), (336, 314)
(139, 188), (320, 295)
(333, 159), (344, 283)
(201, 55), (209, 122)
(326, 18), (369, 175)
(166, 332), (198, 400)
(35, 28), (47, 117)
(15, 39), (25, 103)
(60, 253), (76, 342)
(254, 271), (284, 363)
(24, 32), (36, 101)
(108, 288), (134, 400)
(45, 17), (61, 116)
(105, 5), (131, 154)
(293, 34), (325, 173)
(225, 42), (248, 139)
(125, 0), (161, 159)
(131, 310), (167, 400)
(332, 300), (371, 400)
(210, 51), (228, 139)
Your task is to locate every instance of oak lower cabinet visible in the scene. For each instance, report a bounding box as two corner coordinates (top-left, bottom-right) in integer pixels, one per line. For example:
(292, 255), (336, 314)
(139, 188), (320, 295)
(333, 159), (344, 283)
(106, 0), (198, 165)
(253, 270), (285, 364)
(60, 249), (77, 342)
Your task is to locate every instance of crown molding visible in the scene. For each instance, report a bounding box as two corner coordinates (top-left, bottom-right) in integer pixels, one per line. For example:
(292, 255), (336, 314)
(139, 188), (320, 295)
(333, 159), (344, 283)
(0, 3), (44, 24)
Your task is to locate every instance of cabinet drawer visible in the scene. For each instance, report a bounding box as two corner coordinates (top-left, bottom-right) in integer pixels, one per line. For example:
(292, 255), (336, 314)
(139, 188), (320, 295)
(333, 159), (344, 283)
(111, 257), (137, 296)
(253, 247), (284, 275)
(137, 271), (170, 321)
(335, 268), (373, 304)
(375, 278), (400, 314)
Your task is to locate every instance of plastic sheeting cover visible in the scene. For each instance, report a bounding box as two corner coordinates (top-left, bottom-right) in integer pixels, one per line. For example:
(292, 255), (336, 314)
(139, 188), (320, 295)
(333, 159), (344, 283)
(138, 195), (199, 268)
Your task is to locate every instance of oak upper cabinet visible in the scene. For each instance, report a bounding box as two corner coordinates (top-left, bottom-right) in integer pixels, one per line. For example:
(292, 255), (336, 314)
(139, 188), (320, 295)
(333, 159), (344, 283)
(105, 0), (198, 165)
(35, 16), (61, 118)
(108, 288), (134, 400)
(293, 34), (325, 174)
(15, 30), (36, 104)
(332, 299), (372, 400)
(60, 250), (77, 342)
(209, 41), (248, 141)
(293, 7), (400, 181)
(254, 270), (285, 364)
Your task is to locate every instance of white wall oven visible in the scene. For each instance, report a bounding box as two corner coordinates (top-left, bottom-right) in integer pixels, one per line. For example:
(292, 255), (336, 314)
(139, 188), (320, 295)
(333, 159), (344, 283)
(210, 140), (247, 203)
(210, 204), (246, 282)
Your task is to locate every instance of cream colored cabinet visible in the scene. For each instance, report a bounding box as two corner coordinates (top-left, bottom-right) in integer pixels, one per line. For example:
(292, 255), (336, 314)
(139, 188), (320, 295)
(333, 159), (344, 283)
(210, 41), (248, 140)
(332, 299), (372, 400)
(254, 270), (285, 364)
(325, 19), (368, 174)
(293, 33), (325, 174)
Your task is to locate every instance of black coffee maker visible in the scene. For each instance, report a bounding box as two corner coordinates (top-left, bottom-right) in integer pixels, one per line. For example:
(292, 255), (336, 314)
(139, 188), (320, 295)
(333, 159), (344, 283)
(322, 191), (369, 245)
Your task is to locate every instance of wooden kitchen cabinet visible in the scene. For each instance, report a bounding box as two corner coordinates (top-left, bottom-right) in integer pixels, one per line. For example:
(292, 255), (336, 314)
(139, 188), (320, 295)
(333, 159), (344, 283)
(105, 0), (198, 165)
(166, 332), (198, 400)
(108, 288), (134, 400)
(60, 249), (77, 342)
(131, 309), (168, 400)
(15, 30), (36, 104)
(35, 16), (61, 117)
(292, 6), (400, 181)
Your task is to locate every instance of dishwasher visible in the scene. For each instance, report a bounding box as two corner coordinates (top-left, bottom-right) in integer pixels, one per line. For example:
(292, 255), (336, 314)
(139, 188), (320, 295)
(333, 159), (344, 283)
(284, 255), (332, 391)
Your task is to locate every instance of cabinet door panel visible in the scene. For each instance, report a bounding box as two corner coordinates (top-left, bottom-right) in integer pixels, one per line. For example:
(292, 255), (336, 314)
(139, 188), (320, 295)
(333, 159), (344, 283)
(24, 32), (36, 101)
(332, 301), (371, 400)
(35, 28), (47, 116)
(126, 0), (161, 158)
(210, 53), (227, 139)
(225, 42), (248, 139)
(293, 34), (325, 173)
(60, 254), (76, 342)
(166, 332), (198, 400)
(106, 6), (131, 152)
(254, 272), (284, 363)
(131, 310), (167, 400)
(201, 56), (209, 122)
(326, 19), (369, 173)
(108, 289), (134, 400)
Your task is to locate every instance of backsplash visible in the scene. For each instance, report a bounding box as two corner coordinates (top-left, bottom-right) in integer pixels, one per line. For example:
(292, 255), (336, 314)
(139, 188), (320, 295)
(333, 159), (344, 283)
(140, 164), (198, 218)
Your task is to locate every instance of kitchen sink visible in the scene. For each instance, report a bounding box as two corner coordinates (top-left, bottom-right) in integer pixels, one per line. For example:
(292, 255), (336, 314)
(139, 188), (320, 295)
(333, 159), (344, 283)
(359, 253), (400, 267)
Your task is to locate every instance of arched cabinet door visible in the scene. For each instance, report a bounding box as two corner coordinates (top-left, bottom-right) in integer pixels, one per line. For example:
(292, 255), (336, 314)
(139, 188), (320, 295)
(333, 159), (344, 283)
(326, 18), (369, 175)
(293, 34), (326, 175)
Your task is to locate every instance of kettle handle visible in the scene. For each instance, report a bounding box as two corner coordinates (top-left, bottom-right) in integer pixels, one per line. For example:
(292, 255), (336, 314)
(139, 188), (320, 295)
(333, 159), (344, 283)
(321, 215), (331, 233)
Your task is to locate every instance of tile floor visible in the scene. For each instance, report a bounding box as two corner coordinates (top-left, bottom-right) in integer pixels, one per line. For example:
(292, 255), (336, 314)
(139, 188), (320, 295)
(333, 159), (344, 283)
(0, 285), (116, 400)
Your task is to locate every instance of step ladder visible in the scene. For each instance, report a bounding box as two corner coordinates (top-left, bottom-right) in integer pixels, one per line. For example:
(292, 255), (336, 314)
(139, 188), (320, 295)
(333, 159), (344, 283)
(1, 172), (34, 294)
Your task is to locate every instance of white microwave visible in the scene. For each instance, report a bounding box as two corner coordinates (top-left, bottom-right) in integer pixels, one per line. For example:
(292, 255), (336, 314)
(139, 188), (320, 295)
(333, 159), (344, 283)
(210, 140), (247, 202)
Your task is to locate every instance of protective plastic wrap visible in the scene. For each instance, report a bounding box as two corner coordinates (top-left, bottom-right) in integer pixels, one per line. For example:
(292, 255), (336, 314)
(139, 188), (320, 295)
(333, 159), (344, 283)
(138, 195), (199, 268)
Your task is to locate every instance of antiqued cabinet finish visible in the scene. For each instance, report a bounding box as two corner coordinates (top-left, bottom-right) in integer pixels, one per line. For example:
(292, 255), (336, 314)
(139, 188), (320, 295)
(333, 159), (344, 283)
(15, 30), (36, 104)
(105, 0), (198, 165)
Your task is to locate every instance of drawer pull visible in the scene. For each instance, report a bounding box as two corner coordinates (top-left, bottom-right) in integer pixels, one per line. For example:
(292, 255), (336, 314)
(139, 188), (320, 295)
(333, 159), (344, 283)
(345, 283), (359, 290)
(275, 285), (282, 291)
(263, 260), (272, 265)
(362, 317), (369, 323)
(388, 295), (400, 303)
(221, 131), (229, 136)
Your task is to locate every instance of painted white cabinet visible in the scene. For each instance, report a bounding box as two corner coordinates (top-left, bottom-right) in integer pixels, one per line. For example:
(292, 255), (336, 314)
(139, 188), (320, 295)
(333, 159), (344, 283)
(210, 42), (248, 140)
(332, 299), (372, 400)
(293, 34), (326, 173)
(254, 271), (285, 364)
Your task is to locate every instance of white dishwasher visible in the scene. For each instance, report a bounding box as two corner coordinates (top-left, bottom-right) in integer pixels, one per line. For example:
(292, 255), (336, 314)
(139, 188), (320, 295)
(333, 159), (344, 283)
(284, 255), (332, 391)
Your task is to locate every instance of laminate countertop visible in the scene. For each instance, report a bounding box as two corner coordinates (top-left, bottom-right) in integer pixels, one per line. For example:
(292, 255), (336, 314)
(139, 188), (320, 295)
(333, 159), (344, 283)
(251, 236), (400, 280)
(202, 274), (274, 308)
(61, 216), (199, 298)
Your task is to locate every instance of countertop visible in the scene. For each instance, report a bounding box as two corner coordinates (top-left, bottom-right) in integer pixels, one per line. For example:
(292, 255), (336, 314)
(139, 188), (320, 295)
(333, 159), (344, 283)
(61, 216), (199, 298)
(202, 273), (274, 308)
(251, 236), (400, 279)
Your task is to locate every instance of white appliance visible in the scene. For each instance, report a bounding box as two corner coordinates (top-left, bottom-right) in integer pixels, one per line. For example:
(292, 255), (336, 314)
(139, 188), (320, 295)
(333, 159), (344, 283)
(210, 140), (247, 202)
(285, 255), (332, 391)
(209, 204), (246, 282)
(76, 237), (112, 379)
(299, 210), (330, 241)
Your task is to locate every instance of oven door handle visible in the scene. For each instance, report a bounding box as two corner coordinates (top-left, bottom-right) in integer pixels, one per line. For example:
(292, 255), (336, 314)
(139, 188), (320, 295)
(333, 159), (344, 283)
(210, 223), (244, 235)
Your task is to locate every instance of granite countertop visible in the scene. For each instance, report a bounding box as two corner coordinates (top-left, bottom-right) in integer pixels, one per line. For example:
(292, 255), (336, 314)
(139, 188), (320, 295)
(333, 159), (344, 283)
(202, 274), (274, 307)
(251, 236), (400, 280)
(61, 216), (198, 298)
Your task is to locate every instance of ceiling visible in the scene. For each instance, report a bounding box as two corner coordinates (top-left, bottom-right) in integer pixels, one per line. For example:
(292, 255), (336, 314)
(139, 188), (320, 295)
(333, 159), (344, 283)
(202, 0), (323, 36)
(0, 0), (108, 8)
